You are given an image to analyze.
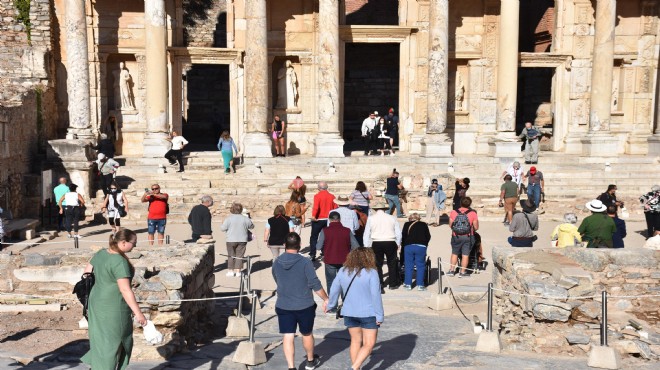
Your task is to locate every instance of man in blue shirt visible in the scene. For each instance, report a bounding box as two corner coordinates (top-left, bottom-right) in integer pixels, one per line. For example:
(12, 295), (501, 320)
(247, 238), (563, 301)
(272, 233), (328, 370)
(607, 206), (626, 248)
(385, 170), (405, 218)
(53, 177), (69, 232)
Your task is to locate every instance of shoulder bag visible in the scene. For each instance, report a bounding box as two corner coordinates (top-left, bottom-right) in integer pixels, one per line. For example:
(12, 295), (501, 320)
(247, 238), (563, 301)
(72, 271), (95, 319)
(336, 268), (361, 319)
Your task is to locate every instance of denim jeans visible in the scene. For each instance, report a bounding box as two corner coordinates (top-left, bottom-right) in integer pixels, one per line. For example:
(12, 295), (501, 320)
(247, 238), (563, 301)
(508, 236), (534, 247)
(403, 244), (427, 286)
(384, 194), (403, 217)
(325, 263), (342, 292)
(309, 220), (327, 258)
(527, 183), (541, 208)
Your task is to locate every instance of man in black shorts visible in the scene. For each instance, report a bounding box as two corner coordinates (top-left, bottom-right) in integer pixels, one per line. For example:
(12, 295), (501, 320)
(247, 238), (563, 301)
(272, 233), (329, 370)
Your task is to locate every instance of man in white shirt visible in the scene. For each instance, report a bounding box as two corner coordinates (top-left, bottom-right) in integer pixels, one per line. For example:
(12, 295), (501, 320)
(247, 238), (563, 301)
(501, 161), (524, 190)
(363, 209), (402, 292)
(361, 111), (377, 156)
(165, 131), (189, 173)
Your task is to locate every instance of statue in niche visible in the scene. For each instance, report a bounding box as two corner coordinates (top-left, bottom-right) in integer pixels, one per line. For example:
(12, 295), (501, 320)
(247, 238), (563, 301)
(455, 71), (465, 111)
(113, 62), (135, 110)
(276, 60), (298, 109)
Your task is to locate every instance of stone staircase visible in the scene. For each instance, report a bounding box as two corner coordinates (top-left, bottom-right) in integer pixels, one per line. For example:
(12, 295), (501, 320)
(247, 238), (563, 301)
(89, 151), (660, 223)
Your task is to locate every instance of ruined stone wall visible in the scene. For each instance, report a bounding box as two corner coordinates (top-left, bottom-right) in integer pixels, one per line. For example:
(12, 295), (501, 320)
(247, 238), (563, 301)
(492, 247), (660, 361)
(183, 0), (227, 47)
(2, 243), (216, 360)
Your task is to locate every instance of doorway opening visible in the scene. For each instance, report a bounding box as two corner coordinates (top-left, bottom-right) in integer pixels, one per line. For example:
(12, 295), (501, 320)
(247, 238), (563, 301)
(342, 43), (399, 152)
(183, 64), (230, 151)
(517, 67), (554, 150)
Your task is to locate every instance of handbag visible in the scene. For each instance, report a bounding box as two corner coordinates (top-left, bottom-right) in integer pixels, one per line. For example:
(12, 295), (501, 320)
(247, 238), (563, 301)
(247, 230), (254, 242)
(72, 272), (95, 319)
(336, 268), (360, 319)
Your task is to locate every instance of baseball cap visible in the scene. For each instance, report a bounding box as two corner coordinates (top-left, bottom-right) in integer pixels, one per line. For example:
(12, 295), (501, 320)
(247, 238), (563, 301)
(530, 166), (537, 173)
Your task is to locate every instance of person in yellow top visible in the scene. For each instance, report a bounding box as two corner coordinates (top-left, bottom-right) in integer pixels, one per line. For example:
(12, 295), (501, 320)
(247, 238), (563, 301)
(551, 213), (582, 248)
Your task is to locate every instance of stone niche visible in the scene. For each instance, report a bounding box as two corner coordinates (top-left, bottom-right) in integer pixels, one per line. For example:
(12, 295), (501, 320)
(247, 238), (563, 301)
(492, 246), (660, 360)
(105, 53), (141, 156)
(1, 243), (215, 360)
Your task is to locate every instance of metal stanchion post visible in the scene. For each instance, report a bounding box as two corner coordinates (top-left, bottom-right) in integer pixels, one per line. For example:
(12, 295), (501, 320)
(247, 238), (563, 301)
(166, 235), (170, 245)
(487, 283), (493, 332)
(74, 236), (79, 249)
(246, 256), (252, 293)
(237, 276), (245, 318)
(437, 257), (443, 294)
(601, 291), (608, 346)
(249, 291), (257, 343)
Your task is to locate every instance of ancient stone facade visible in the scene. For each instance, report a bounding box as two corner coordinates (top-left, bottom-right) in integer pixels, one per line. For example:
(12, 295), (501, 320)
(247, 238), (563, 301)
(493, 246), (660, 360)
(7, 1), (660, 167)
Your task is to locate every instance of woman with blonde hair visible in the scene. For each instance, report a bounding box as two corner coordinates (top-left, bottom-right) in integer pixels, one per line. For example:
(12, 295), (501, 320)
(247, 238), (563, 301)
(327, 247), (383, 370)
(264, 205), (294, 259)
(81, 229), (147, 370)
(220, 203), (254, 276)
(217, 130), (238, 174)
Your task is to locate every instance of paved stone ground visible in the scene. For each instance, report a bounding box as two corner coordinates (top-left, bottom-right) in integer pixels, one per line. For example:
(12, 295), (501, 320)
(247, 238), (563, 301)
(0, 219), (656, 369)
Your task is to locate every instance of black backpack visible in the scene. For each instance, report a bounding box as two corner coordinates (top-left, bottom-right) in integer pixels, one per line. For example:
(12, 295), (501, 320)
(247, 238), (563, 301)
(72, 272), (95, 319)
(451, 209), (473, 235)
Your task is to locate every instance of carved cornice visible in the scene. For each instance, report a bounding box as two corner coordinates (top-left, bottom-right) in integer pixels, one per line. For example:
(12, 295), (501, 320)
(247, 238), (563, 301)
(168, 47), (244, 65)
(339, 26), (418, 43)
(520, 53), (573, 69)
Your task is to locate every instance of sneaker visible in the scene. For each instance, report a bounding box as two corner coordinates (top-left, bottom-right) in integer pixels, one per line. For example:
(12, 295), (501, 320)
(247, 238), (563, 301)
(391, 152), (395, 156)
(397, 214), (407, 218)
(74, 234), (82, 239)
(417, 286), (427, 291)
(388, 285), (399, 290)
(445, 272), (455, 277)
(503, 222), (510, 226)
(403, 284), (412, 290)
(67, 234), (73, 239)
(458, 273), (469, 278)
(176, 170), (185, 173)
(381, 152), (385, 156)
(225, 271), (234, 277)
(305, 354), (320, 370)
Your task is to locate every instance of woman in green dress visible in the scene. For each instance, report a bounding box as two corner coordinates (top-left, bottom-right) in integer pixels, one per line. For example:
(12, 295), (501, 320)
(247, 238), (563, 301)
(81, 229), (147, 370)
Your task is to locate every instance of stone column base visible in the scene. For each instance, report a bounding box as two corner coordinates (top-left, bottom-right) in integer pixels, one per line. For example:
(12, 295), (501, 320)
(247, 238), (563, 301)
(648, 134), (660, 156)
(142, 132), (171, 158)
(409, 134), (424, 155)
(420, 134), (453, 157)
(488, 133), (522, 158)
(47, 139), (95, 198)
(315, 132), (345, 158)
(66, 128), (94, 140)
(243, 133), (273, 158)
(580, 134), (619, 157)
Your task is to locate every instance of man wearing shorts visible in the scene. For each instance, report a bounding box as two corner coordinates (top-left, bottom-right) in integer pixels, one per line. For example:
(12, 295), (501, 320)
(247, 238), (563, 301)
(448, 197), (479, 278)
(272, 233), (328, 370)
(141, 183), (169, 245)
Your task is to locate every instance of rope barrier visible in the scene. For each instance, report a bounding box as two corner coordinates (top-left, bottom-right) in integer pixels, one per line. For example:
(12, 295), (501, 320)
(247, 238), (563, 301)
(490, 286), (660, 300)
(0, 292), (255, 304)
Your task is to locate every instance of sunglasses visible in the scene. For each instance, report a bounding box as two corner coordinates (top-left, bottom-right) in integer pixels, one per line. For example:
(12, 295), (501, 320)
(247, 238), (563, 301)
(110, 188), (117, 190)
(152, 187), (160, 190)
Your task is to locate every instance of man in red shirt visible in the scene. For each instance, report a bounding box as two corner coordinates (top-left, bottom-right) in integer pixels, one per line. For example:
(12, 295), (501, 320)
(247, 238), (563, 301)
(141, 183), (169, 245)
(448, 197), (479, 278)
(309, 181), (337, 261)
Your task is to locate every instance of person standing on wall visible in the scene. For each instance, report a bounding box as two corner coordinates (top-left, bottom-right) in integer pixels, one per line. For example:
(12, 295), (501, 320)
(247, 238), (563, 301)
(452, 177), (470, 211)
(141, 183), (169, 246)
(518, 121), (540, 164)
(271, 115), (287, 157)
(424, 179), (446, 226)
(164, 131), (188, 173)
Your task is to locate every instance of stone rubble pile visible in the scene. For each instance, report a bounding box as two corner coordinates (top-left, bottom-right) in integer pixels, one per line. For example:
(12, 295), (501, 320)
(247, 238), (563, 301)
(492, 246), (660, 361)
(0, 243), (216, 360)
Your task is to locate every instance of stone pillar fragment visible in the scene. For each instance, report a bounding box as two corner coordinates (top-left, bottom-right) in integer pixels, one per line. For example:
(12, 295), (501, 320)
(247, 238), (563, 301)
(65, 0), (92, 139)
(488, 0), (522, 157)
(243, 0), (272, 157)
(582, 0), (619, 156)
(649, 41), (660, 155)
(142, 0), (171, 157)
(315, 0), (345, 157)
(421, 0), (452, 157)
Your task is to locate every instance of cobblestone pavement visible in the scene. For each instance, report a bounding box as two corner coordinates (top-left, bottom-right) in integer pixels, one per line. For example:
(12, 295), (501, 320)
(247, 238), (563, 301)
(1, 220), (656, 369)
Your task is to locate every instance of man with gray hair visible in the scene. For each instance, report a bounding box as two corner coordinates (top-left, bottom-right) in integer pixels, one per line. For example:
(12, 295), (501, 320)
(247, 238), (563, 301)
(188, 195), (213, 242)
(309, 181), (337, 261)
(501, 161), (524, 191)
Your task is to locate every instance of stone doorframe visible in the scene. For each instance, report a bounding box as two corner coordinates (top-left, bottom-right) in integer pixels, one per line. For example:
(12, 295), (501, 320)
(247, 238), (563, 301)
(339, 25), (418, 152)
(519, 53), (573, 152)
(168, 47), (245, 149)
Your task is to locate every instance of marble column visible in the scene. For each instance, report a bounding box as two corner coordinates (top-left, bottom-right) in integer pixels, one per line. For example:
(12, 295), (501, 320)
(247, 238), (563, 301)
(243, 0), (272, 157)
(142, 0), (171, 157)
(649, 47), (660, 155)
(315, 0), (345, 157)
(65, 0), (92, 139)
(488, 0), (521, 157)
(582, 0), (619, 156)
(421, 0), (452, 157)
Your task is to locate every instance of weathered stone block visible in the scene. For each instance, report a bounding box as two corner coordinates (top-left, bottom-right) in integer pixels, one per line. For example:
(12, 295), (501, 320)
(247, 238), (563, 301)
(531, 299), (572, 322)
(566, 333), (591, 345)
(158, 270), (184, 290)
(609, 249), (657, 267)
(561, 248), (610, 271)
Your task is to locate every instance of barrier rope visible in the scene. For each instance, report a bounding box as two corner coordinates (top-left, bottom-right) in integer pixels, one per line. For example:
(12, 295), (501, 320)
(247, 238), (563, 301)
(0, 292), (256, 304)
(490, 287), (660, 300)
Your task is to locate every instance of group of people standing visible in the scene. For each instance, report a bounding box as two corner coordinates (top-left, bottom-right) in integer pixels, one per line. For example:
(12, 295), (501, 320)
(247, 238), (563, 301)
(360, 109), (399, 156)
